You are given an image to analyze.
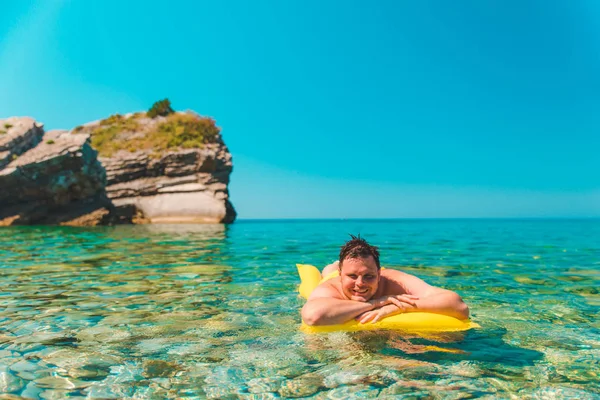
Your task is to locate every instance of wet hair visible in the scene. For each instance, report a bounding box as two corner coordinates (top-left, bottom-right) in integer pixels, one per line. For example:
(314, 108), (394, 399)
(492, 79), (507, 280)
(338, 234), (381, 269)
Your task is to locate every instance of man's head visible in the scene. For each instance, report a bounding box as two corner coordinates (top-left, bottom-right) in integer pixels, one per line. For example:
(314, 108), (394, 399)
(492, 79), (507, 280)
(338, 235), (380, 269)
(338, 235), (381, 301)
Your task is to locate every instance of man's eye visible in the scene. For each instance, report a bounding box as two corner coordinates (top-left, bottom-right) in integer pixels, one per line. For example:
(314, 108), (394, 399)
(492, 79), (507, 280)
(365, 275), (374, 279)
(348, 275), (357, 279)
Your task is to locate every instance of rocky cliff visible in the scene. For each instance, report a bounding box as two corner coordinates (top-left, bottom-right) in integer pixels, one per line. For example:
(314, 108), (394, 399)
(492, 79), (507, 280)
(0, 110), (236, 225)
(0, 117), (117, 225)
(91, 111), (236, 224)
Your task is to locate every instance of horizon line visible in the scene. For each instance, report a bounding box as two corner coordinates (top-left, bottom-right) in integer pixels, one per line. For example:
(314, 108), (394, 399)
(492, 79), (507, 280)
(236, 217), (600, 221)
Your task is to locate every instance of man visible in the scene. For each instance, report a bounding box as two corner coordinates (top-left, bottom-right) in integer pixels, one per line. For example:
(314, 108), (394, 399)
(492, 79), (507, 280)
(301, 235), (469, 326)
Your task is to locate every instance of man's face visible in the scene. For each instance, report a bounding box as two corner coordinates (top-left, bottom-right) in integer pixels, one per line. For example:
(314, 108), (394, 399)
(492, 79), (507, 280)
(339, 255), (380, 302)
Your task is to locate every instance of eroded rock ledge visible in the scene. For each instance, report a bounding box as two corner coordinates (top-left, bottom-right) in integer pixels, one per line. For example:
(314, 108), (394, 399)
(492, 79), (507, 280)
(0, 118), (117, 226)
(0, 111), (236, 226)
(101, 144), (235, 224)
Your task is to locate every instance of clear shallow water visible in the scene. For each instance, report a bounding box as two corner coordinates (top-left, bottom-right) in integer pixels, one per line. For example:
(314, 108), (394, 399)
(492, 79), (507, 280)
(0, 219), (598, 399)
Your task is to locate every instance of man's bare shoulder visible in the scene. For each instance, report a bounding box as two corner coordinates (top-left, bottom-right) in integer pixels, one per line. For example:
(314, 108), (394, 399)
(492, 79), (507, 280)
(380, 267), (435, 296)
(307, 277), (344, 300)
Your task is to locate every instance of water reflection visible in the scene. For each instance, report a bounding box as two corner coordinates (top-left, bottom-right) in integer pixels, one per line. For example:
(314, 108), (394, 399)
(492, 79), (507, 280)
(103, 223), (229, 246)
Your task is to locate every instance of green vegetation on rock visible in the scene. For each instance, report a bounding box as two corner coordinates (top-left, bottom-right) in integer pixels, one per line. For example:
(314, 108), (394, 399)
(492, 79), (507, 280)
(157, 113), (219, 149)
(88, 114), (141, 155)
(4, 123), (13, 129)
(147, 99), (174, 118)
(85, 112), (220, 157)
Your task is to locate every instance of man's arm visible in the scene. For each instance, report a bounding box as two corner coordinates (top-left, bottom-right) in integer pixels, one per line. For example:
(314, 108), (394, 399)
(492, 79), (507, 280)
(407, 288), (469, 319)
(301, 282), (416, 326)
(385, 270), (470, 320)
(301, 282), (374, 326)
(301, 295), (375, 326)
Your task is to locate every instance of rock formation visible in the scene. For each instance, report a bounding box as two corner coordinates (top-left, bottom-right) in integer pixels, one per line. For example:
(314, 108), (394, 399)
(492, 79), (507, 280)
(78, 111), (236, 224)
(0, 109), (236, 225)
(0, 118), (117, 226)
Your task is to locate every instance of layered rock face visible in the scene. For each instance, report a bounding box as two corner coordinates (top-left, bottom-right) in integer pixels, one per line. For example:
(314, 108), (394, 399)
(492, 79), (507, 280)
(0, 117), (43, 169)
(78, 111), (236, 224)
(0, 118), (117, 226)
(0, 111), (236, 225)
(101, 143), (236, 224)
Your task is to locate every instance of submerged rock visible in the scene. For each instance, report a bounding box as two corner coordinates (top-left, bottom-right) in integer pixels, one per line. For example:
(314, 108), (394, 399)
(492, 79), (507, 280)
(76, 326), (131, 344)
(278, 373), (324, 398)
(142, 359), (180, 378)
(9, 359), (39, 379)
(39, 348), (122, 373)
(247, 376), (285, 393)
(21, 381), (43, 399)
(34, 376), (91, 390)
(0, 365), (25, 394)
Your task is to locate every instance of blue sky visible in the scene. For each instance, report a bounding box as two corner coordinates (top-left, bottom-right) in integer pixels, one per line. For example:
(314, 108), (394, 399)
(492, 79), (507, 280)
(1, 1), (599, 218)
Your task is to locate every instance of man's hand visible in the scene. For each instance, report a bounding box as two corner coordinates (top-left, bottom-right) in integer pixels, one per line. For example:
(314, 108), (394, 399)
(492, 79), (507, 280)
(356, 294), (419, 324)
(356, 303), (401, 324)
(369, 294), (419, 310)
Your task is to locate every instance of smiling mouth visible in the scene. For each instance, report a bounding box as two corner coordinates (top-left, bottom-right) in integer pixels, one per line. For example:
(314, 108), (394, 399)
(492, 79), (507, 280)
(353, 289), (368, 295)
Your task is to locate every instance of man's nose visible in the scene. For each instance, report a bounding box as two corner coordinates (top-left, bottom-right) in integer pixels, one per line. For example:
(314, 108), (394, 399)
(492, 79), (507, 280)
(356, 276), (364, 285)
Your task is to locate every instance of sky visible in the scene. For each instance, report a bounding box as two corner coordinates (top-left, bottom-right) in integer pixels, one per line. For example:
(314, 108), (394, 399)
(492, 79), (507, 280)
(1, 0), (599, 218)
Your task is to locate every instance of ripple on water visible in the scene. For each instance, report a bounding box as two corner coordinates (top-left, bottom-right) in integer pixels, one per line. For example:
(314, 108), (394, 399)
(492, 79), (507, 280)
(0, 366), (25, 394)
(0, 221), (599, 398)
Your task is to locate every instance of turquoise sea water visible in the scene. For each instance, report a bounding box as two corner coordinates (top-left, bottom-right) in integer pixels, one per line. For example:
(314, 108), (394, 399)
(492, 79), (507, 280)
(0, 219), (599, 399)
